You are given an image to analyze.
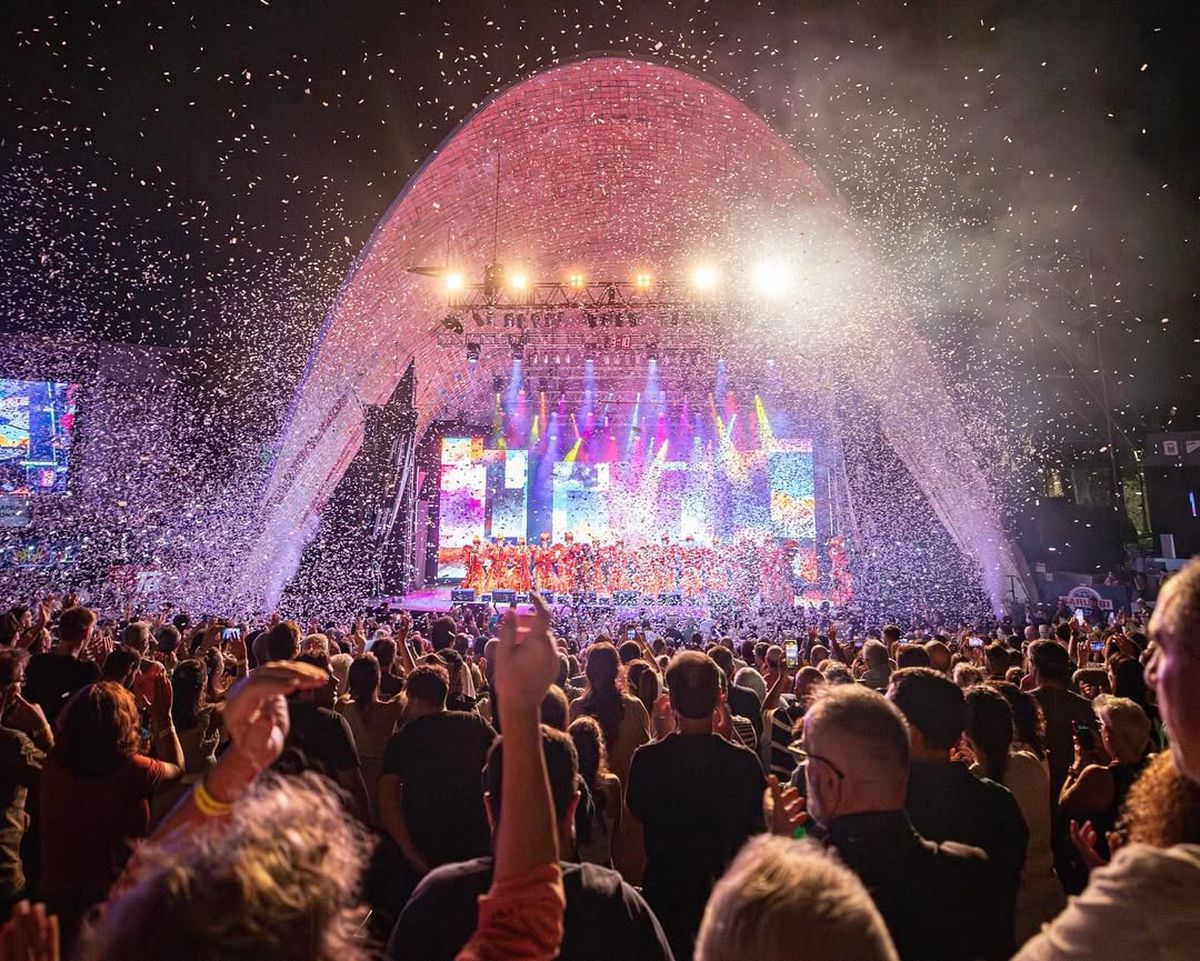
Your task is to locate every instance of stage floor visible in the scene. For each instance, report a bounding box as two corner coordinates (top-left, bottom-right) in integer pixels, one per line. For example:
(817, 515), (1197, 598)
(375, 586), (717, 619)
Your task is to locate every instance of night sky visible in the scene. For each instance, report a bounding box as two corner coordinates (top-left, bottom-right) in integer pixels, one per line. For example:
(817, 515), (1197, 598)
(1, 0), (1198, 447)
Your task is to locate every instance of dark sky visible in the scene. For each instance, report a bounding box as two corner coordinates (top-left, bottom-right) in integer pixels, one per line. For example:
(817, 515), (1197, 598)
(1, 0), (1198, 446)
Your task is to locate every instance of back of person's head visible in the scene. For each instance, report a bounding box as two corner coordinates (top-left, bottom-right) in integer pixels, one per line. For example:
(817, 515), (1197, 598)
(54, 681), (141, 777)
(1054, 622), (1073, 644)
(696, 835), (899, 961)
(584, 642), (620, 693)
(541, 685), (570, 731)
(881, 625), (902, 645)
(102, 647), (140, 685)
(123, 620), (151, 655)
(171, 659), (207, 730)
(617, 639), (642, 664)
(862, 638), (888, 668)
(568, 715), (609, 790)
(156, 624), (181, 655)
(77, 771), (373, 961)
(989, 680), (1046, 759)
(964, 685), (1013, 783)
(58, 605), (96, 648)
(820, 661), (854, 685)
(484, 725), (579, 825)
(895, 644), (930, 669)
(663, 651), (719, 720)
(1029, 639), (1072, 685)
(1093, 694), (1151, 760)
(627, 658), (661, 713)
(429, 616), (456, 652)
(1110, 656), (1150, 707)
(953, 662), (984, 688)
(404, 664), (448, 708)
(984, 642), (1009, 675)
(372, 636), (396, 670)
(708, 644), (734, 677)
(805, 685), (910, 788)
(739, 639), (757, 663)
(923, 640), (951, 673)
(347, 654), (380, 707)
(263, 621), (302, 662)
(888, 667), (966, 753)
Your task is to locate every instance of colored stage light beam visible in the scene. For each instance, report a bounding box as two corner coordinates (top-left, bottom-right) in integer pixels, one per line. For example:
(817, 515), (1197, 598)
(563, 437), (583, 464)
(754, 394), (776, 450)
(530, 413), (541, 445)
(625, 391), (643, 459)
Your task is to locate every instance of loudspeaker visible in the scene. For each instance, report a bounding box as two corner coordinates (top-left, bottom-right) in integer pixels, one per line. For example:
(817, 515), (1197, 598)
(492, 589), (517, 605)
(450, 588), (477, 602)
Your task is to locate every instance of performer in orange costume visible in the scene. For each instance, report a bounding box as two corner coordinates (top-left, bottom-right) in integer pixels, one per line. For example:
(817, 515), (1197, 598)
(515, 536), (533, 591)
(461, 536), (484, 593)
(532, 533), (555, 593)
(679, 536), (704, 598)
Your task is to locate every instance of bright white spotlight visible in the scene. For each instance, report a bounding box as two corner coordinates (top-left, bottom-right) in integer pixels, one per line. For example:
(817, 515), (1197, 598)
(444, 270), (465, 293)
(634, 271), (653, 289)
(751, 259), (792, 297)
(691, 265), (719, 292)
(508, 271), (528, 291)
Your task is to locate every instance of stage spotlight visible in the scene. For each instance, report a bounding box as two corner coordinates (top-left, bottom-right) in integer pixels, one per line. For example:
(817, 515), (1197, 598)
(492, 374), (504, 393)
(509, 271), (528, 292)
(692, 265), (719, 292)
(568, 272), (586, 289)
(634, 271), (653, 289)
(511, 339), (525, 360)
(441, 313), (464, 334)
(444, 270), (465, 294)
(751, 259), (792, 297)
(466, 342), (480, 364)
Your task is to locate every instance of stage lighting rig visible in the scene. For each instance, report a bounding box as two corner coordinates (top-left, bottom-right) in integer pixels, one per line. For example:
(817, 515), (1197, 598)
(441, 314), (465, 334)
(466, 342), (481, 365)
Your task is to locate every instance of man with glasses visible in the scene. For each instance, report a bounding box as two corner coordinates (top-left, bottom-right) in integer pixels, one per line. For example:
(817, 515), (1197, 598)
(794, 683), (1007, 961)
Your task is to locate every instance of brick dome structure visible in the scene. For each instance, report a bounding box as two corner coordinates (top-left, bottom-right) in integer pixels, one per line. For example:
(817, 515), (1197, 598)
(241, 55), (1032, 608)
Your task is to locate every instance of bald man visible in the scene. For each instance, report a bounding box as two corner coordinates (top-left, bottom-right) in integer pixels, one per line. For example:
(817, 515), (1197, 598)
(799, 685), (1004, 961)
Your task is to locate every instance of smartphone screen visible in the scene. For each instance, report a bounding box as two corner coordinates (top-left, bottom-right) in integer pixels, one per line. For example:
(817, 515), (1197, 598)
(785, 641), (798, 669)
(969, 637), (985, 648)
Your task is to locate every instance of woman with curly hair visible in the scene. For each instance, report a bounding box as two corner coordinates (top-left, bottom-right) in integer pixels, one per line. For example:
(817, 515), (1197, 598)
(568, 643), (649, 786)
(40, 679), (183, 946)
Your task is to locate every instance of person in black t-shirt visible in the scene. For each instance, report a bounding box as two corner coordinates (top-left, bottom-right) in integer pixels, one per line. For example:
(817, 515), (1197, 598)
(887, 667), (1027, 958)
(627, 651), (766, 961)
(22, 606), (100, 727)
(387, 725), (672, 961)
(279, 652), (368, 819)
(378, 664), (495, 875)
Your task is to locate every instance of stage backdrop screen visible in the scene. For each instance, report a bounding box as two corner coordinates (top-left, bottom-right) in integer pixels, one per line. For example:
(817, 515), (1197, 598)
(435, 435), (816, 582)
(0, 380), (78, 495)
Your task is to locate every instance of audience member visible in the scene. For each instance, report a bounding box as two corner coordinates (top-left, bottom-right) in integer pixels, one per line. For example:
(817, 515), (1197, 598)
(22, 606), (101, 726)
(627, 651), (766, 961)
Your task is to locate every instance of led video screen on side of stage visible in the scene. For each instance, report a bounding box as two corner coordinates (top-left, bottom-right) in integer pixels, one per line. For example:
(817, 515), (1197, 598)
(435, 434), (817, 584)
(0, 380), (78, 495)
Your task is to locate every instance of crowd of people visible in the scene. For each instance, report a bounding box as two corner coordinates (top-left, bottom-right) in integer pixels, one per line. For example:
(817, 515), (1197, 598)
(0, 557), (1197, 961)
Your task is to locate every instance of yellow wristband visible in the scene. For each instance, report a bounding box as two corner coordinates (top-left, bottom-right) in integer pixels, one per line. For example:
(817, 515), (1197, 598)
(193, 776), (233, 818)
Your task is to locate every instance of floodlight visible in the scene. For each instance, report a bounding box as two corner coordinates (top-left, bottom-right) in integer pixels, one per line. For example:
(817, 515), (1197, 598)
(634, 271), (653, 289)
(568, 272), (586, 289)
(444, 270), (465, 294)
(691, 265), (719, 292)
(750, 259), (792, 297)
(466, 342), (480, 364)
(509, 271), (528, 291)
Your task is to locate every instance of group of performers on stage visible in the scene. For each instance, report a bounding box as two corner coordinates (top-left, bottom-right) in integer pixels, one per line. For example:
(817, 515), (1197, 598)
(459, 531), (816, 606)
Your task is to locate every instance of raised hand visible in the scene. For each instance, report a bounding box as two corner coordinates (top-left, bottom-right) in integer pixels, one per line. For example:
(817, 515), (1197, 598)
(0, 900), (59, 961)
(767, 774), (810, 837)
(221, 661), (327, 774)
(493, 592), (559, 716)
(1069, 819), (1109, 871)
